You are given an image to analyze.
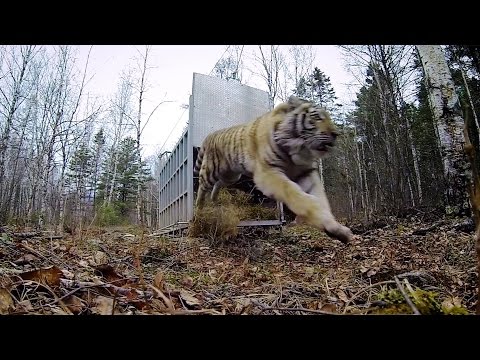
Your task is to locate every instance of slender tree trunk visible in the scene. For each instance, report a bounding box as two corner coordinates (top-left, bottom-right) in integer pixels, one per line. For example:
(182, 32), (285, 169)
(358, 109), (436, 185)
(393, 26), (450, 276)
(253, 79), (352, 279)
(353, 127), (366, 215)
(0, 46), (34, 222)
(417, 45), (470, 215)
(135, 48), (148, 226)
(459, 65), (480, 143)
(461, 102), (480, 314)
(341, 153), (355, 218)
(405, 114), (423, 205)
(360, 140), (370, 218)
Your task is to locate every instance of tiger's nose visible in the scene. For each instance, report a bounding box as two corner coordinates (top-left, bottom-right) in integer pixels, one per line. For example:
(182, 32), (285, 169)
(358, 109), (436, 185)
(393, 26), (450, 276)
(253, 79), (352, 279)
(331, 131), (339, 140)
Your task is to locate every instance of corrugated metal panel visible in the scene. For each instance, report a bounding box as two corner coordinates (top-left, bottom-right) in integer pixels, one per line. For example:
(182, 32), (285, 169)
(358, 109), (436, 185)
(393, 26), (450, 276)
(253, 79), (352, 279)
(158, 128), (189, 228)
(190, 73), (271, 147)
(158, 73), (272, 230)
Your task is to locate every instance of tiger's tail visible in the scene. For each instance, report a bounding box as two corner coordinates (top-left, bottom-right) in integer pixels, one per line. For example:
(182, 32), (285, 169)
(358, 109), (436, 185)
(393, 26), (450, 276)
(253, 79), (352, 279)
(193, 146), (204, 177)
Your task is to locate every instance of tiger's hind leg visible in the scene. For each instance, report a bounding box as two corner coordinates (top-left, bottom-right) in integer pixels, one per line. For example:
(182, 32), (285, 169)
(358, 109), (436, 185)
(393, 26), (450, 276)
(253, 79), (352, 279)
(254, 168), (353, 244)
(196, 168), (214, 208)
(210, 181), (224, 203)
(195, 182), (210, 209)
(210, 174), (242, 202)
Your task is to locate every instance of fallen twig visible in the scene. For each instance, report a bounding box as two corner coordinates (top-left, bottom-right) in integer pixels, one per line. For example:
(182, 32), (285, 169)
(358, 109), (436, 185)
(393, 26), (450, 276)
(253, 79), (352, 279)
(343, 280), (396, 314)
(19, 242), (55, 265)
(394, 276), (421, 315)
(411, 220), (445, 235)
(20, 279), (73, 315)
(147, 284), (175, 311)
(50, 278), (152, 307)
(397, 270), (436, 283)
(43, 234), (64, 240)
(251, 298), (337, 315)
(12, 232), (41, 238)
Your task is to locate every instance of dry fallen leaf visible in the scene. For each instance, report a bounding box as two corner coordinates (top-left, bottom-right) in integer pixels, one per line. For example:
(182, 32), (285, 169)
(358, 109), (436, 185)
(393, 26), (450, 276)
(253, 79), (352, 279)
(17, 299), (34, 312)
(366, 268), (377, 277)
(50, 307), (70, 315)
(336, 290), (349, 303)
(304, 266), (315, 278)
(78, 260), (90, 268)
(91, 296), (114, 315)
(180, 275), (194, 288)
(179, 289), (201, 308)
(94, 264), (124, 284)
(19, 266), (63, 287)
(64, 295), (85, 314)
(208, 269), (217, 280)
(154, 271), (164, 290)
(0, 288), (14, 314)
(442, 296), (463, 311)
(320, 303), (337, 313)
(13, 254), (38, 265)
(94, 251), (108, 265)
(61, 269), (75, 280)
(235, 298), (251, 312)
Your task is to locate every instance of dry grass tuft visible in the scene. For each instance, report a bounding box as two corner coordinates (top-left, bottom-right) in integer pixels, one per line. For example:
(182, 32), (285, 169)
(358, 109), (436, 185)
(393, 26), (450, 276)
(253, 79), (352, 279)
(188, 189), (278, 243)
(188, 205), (241, 244)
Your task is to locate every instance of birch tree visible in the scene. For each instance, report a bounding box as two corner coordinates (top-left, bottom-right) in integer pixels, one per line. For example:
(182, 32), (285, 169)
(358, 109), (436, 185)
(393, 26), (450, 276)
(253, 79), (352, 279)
(289, 45), (315, 93)
(0, 46), (38, 222)
(128, 46), (171, 225)
(212, 45), (245, 82)
(251, 45), (284, 107)
(105, 72), (134, 206)
(416, 45), (470, 215)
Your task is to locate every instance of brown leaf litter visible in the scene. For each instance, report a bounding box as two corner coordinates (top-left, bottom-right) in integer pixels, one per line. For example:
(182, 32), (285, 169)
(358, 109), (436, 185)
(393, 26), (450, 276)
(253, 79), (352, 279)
(0, 215), (477, 314)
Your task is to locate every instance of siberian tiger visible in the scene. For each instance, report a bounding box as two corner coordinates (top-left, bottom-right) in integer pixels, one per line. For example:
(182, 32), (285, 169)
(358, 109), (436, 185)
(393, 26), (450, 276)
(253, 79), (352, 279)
(193, 96), (353, 244)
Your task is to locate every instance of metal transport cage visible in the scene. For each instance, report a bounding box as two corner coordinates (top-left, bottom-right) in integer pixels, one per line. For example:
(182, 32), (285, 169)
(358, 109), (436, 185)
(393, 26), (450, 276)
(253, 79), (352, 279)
(157, 73), (285, 234)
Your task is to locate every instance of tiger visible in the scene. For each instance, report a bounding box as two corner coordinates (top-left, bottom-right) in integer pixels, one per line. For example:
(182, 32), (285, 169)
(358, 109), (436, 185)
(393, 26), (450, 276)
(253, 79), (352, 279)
(193, 96), (353, 244)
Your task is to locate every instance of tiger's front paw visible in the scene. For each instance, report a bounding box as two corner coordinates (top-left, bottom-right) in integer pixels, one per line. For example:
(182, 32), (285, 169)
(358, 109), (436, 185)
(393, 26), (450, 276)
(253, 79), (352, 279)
(324, 224), (353, 244)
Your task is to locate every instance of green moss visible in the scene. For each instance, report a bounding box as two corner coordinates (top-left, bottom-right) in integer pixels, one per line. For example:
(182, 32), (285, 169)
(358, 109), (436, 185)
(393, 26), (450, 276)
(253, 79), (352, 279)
(373, 287), (470, 315)
(443, 306), (470, 315)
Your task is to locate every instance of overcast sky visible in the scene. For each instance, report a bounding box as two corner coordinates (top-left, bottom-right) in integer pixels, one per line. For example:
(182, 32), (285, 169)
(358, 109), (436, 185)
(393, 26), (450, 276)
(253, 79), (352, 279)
(75, 45), (358, 158)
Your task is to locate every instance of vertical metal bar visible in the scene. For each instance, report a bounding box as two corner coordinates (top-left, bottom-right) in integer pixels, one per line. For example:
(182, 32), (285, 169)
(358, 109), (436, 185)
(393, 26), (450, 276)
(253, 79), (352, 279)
(187, 94), (194, 221)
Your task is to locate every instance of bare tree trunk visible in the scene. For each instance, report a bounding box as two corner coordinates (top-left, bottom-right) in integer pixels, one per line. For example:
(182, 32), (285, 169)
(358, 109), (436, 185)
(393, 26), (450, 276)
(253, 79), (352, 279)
(459, 65), (480, 143)
(460, 102), (480, 314)
(129, 46), (171, 226)
(341, 152), (355, 218)
(254, 45), (284, 108)
(417, 45), (470, 215)
(0, 46), (36, 222)
(353, 127), (366, 215)
(405, 114), (423, 205)
(360, 140), (371, 218)
(107, 72), (133, 206)
(135, 47), (148, 226)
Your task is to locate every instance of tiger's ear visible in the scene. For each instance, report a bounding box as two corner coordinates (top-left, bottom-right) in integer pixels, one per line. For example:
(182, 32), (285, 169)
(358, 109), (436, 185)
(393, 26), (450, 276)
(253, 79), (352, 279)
(287, 95), (307, 111)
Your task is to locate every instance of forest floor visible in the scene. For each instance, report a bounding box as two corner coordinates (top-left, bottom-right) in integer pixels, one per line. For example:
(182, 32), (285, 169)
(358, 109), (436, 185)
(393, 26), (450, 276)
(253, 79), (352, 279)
(0, 215), (477, 315)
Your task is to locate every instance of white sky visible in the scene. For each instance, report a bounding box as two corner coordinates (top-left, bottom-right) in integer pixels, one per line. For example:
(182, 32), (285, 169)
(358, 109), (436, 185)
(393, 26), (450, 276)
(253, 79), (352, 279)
(75, 45), (358, 158)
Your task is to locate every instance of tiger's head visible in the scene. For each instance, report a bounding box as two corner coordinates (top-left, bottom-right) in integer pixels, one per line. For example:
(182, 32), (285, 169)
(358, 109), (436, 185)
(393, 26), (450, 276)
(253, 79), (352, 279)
(276, 96), (340, 161)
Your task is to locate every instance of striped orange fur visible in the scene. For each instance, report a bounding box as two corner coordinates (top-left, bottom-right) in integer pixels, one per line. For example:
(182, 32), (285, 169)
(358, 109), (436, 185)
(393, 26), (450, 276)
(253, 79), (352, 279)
(193, 96), (353, 244)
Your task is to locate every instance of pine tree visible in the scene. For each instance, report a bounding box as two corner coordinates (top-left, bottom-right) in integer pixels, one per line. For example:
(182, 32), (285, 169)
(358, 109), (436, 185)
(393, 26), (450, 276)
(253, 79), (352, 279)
(292, 67), (338, 113)
(91, 128), (105, 210)
(97, 136), (151, 219)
